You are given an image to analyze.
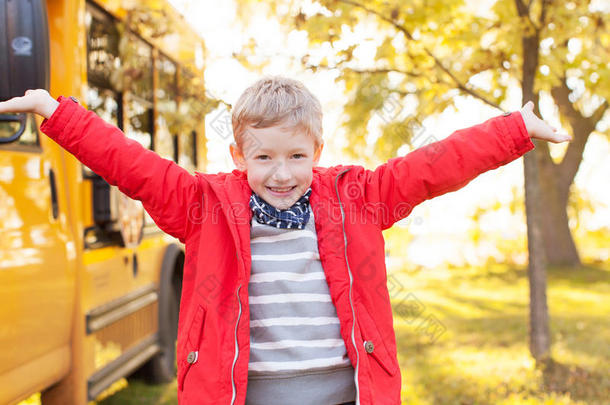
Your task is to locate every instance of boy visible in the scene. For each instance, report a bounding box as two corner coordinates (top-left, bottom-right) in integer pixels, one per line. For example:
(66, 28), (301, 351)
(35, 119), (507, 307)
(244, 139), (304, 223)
(0, 77), (570, 405)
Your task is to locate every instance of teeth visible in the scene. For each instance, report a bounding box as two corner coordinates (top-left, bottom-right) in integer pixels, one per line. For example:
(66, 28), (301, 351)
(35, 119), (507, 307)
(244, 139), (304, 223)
(269, 187), (293, 192)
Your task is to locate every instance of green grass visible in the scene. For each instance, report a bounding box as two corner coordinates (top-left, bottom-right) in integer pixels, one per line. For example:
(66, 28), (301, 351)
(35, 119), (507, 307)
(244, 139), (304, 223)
(394, 263), (610, 405)
(95, 263), (610, 405)
(95, 380), (178, 405)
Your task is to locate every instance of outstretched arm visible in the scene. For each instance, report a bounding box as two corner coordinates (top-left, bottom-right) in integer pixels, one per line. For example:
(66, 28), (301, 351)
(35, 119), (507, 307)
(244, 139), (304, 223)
(0, 90), (200, 242)
(359, 102), (571, 230)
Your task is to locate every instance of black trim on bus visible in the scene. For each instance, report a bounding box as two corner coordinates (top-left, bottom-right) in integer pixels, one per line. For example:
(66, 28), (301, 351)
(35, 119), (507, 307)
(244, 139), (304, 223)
(83, 223), (164, 250)
(85, 284), (158, 334)
(87, 333), (160, 401)
(172, 134), (179, 163)
(83, 225), (121, 249)
(0, 114), (42, 152)
(48, 169), (59, 219)
(191, 129), (198, 168)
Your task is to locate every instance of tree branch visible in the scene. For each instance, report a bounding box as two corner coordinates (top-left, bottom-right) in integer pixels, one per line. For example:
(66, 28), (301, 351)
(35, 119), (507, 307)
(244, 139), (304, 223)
(336, 0), (503, 111)
(551, 78), (608, 198)
(306, 64), (422, 78)
(515, 0), (540, 30)
(302, 58), (447, 86)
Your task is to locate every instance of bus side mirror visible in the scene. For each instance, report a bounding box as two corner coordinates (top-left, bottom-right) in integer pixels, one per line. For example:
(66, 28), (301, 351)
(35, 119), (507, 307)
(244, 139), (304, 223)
(0, 0), (50, 144)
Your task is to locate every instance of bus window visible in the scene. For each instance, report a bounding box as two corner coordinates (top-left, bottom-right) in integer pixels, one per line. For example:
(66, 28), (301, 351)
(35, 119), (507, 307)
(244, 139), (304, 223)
(123, 34), (153, 150)
(85, 5), (122, 92)
(124, 33), (154, 103)
(177, 66), (206, 172)
(85, 5), (122, 177)
(155, 54), (177, 161)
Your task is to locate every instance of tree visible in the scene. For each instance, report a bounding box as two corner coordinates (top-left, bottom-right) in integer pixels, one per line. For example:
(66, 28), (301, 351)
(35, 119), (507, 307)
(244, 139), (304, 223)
(516, 0), (551, 364)
(236, 0), (609, 267)
(234, 0), (609, 363)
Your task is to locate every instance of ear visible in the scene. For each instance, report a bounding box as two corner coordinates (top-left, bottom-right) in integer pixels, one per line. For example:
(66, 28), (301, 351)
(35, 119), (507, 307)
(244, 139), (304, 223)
(313, 142), (324, 166)
(230, 142), (247, 171)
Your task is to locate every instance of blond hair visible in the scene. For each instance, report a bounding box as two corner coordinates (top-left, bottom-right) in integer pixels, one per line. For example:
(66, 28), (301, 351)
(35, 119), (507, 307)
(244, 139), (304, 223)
(231, 76), (323, 150)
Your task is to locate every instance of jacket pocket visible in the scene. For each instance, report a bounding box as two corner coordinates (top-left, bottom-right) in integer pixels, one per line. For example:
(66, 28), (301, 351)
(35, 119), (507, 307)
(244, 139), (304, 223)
(356, 303), (399, 377)
(178, 305), (206, 391)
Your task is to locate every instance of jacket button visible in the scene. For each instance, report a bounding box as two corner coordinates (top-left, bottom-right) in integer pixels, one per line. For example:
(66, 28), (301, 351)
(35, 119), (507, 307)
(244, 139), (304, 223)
(187, 351), (198, 364)
(364, 340), (374, 353)
(69, 96), (79, 104)
(503, 111), (511, 117)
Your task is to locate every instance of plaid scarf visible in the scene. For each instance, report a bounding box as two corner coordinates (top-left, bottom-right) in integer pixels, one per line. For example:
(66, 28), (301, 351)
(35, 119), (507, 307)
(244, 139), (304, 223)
(249, 188), (312, 229)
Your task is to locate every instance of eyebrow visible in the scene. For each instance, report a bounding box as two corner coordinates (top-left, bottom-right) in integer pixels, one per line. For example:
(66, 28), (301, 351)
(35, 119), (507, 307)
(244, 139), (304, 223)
(256, 148), (307, 154)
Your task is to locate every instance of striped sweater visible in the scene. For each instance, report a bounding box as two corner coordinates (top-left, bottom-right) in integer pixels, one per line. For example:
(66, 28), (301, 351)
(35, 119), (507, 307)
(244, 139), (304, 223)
(246, 210), (357, 405)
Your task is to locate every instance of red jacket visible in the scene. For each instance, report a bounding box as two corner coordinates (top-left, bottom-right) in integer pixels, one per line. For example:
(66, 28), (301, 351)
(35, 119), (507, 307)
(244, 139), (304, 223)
(41, 97), (534, 404)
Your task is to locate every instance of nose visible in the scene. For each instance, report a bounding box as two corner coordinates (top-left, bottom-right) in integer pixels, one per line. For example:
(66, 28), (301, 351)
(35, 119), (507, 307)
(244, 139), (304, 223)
(270, 161), (292, 183)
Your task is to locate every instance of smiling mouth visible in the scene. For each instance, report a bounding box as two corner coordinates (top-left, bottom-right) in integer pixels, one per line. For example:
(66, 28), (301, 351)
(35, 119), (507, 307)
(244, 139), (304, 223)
(267, 186), (296, 193)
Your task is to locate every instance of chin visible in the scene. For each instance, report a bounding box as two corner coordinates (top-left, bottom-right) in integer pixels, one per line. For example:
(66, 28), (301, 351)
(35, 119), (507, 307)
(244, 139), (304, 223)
(268, 199), (294, 211)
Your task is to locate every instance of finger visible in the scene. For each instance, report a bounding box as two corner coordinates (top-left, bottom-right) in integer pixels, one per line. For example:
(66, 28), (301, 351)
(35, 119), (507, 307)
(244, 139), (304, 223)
(551, 133), (572, 143)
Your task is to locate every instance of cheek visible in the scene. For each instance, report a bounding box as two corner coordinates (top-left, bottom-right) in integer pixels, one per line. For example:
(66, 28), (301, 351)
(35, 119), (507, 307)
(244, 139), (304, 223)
(246, 167), (267, 188)
(248, 176), (263, 189)
(296, 167), (313, 184)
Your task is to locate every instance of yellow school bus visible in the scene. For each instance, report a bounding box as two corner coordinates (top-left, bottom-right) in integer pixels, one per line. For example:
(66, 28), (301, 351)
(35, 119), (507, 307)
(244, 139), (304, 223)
(0, 0), (215, 403)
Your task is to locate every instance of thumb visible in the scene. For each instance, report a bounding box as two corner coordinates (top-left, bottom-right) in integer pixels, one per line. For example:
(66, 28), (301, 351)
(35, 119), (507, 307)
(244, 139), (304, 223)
(523, 101), (534, 112)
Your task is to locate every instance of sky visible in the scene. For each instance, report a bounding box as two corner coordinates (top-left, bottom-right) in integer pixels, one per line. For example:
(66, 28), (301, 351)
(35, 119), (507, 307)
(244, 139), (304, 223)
(168, 0), (609, 267)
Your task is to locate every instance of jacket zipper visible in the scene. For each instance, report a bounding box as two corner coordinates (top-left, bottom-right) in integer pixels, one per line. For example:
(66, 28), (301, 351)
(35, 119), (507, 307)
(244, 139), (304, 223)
(334, 168), (360, 405)
(229, 172), (358, 404)
(230, 284), (242, 405)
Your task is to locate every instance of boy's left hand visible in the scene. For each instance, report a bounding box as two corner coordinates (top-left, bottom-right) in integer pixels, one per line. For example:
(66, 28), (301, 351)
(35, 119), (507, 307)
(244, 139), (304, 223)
(519, 101), (572, 143)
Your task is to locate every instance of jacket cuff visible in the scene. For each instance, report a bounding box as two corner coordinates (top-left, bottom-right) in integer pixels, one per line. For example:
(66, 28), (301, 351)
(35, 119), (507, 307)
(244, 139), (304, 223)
(40, 96), (82, 143)
(500, 111), (535, 156)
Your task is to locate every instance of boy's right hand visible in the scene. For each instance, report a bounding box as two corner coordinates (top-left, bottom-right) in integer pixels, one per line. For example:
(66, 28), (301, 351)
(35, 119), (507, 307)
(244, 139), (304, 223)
(0, 89), (59, 119)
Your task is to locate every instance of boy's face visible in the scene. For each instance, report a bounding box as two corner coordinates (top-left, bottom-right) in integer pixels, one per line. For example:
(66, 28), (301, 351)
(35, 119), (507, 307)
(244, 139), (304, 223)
(230, 125), (323, 210)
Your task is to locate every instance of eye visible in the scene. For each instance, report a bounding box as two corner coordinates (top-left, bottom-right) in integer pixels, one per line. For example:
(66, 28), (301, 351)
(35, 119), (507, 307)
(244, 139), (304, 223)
(256, 155), (269, 160)
(292, 153), (305, 159)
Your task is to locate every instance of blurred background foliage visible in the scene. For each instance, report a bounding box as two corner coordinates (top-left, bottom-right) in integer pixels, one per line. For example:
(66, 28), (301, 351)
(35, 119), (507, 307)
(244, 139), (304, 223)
(233, 0), (610, 269)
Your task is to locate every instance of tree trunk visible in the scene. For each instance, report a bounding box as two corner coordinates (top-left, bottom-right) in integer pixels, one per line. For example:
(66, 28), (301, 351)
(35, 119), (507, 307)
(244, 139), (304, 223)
(524, 149), (552, 362)
(517, 0), (552, 363)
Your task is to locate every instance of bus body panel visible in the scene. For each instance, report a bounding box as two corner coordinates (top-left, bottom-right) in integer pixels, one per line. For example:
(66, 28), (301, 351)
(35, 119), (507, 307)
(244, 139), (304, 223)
(0, 138), (74, 405)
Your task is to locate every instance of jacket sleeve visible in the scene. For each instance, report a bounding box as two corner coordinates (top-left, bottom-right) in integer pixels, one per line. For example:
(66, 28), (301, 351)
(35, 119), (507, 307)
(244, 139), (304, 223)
(40, 96), (199, 242)
(360, 112), (535, 230)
